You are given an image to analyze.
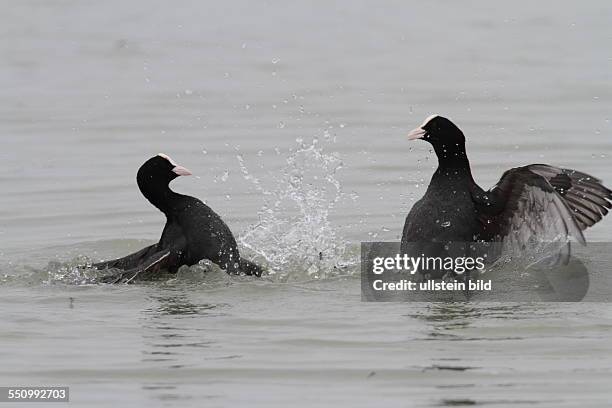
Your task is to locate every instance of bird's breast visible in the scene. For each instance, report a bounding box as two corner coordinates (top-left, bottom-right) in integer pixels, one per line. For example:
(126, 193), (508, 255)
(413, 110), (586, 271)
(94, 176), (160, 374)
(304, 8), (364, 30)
(403, 187), (479, 242)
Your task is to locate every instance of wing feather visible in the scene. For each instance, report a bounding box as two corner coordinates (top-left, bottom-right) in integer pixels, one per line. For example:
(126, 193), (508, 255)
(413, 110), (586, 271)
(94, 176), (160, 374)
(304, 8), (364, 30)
(476, 164), (611, 248)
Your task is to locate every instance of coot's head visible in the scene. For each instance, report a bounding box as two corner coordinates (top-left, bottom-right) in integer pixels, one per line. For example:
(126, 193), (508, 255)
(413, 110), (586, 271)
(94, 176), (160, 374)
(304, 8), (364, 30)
(137, 153), (192, 188)
(407, 115), (470, 168)
(407, 115), (465, 145)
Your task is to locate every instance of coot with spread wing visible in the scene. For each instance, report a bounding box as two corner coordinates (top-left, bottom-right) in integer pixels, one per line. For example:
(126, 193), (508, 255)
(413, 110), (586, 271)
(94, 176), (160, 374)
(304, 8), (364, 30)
(401, 115), (611, 275)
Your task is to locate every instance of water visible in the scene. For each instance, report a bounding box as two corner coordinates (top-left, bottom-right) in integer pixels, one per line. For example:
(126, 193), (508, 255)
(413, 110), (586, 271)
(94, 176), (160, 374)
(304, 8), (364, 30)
(1, 1), (612, 406)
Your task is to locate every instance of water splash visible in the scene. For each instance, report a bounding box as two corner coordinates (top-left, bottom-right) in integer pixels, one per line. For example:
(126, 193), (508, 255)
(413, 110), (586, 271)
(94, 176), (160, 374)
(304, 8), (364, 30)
(0, 255), (102, 286)
(237, 135), (358, 281)
(0, 255), (234, 286)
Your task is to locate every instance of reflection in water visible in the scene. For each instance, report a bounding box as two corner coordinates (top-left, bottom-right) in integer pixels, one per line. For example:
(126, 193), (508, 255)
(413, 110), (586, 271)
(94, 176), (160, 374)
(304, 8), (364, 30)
(438, 399), (478, 406)
(438, 398), (546, 406)
(406, 303), (538, 342)
(150, 297), (221, 317)
(405, 302), (566, 406)
(140, 288), (223, 359)
(404, 304), (501, 378)
(138, 286), (230, 403)
(409, 303), (530, 323)
(405, 304), (531, 393)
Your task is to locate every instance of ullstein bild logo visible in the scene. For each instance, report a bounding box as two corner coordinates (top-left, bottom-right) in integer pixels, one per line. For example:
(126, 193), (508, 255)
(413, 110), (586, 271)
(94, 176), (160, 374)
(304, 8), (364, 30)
(361, 242), (612, 302)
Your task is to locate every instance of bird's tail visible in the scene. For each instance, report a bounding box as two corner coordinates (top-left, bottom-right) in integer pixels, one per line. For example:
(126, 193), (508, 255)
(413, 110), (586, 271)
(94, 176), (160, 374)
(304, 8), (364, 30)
(239, 258), (264, 277)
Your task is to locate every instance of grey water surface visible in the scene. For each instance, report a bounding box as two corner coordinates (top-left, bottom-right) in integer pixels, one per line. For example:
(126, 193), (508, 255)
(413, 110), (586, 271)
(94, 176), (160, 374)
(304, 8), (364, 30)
(1, 1), (612, 407)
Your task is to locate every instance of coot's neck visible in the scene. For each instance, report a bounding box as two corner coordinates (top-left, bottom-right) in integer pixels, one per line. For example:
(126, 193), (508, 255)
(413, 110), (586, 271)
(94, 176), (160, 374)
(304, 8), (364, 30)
(138, 180), (178, 215)
(432, 141), (472, 173)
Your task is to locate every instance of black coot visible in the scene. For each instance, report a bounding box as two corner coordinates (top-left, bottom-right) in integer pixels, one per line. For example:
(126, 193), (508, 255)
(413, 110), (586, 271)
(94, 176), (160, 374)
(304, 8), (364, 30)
(401, 115), (612, 277)
(95, 154), (262, 283)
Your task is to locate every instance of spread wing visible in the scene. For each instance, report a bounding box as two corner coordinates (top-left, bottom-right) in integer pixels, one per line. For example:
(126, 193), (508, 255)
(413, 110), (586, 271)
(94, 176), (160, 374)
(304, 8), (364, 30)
(93, 244), (158, 270)
(475, 164), (612, 248)
(99, 249), (179, 283)
(528, 164), (612, 230)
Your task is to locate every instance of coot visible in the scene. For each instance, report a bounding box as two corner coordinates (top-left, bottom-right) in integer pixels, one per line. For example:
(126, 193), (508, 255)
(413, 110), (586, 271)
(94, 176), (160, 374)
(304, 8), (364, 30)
(95, 154), (262, 283)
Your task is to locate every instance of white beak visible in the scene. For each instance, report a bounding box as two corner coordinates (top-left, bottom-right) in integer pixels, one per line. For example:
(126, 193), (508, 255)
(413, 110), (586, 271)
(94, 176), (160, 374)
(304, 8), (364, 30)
(407, 127), (426, 140)
(172, 165), (192, 176)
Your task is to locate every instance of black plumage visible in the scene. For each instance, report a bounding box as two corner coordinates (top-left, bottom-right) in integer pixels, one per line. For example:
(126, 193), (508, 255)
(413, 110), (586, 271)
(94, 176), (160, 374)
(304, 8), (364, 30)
(401, 115), (612, 267)
(95, 154), (262, 283)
